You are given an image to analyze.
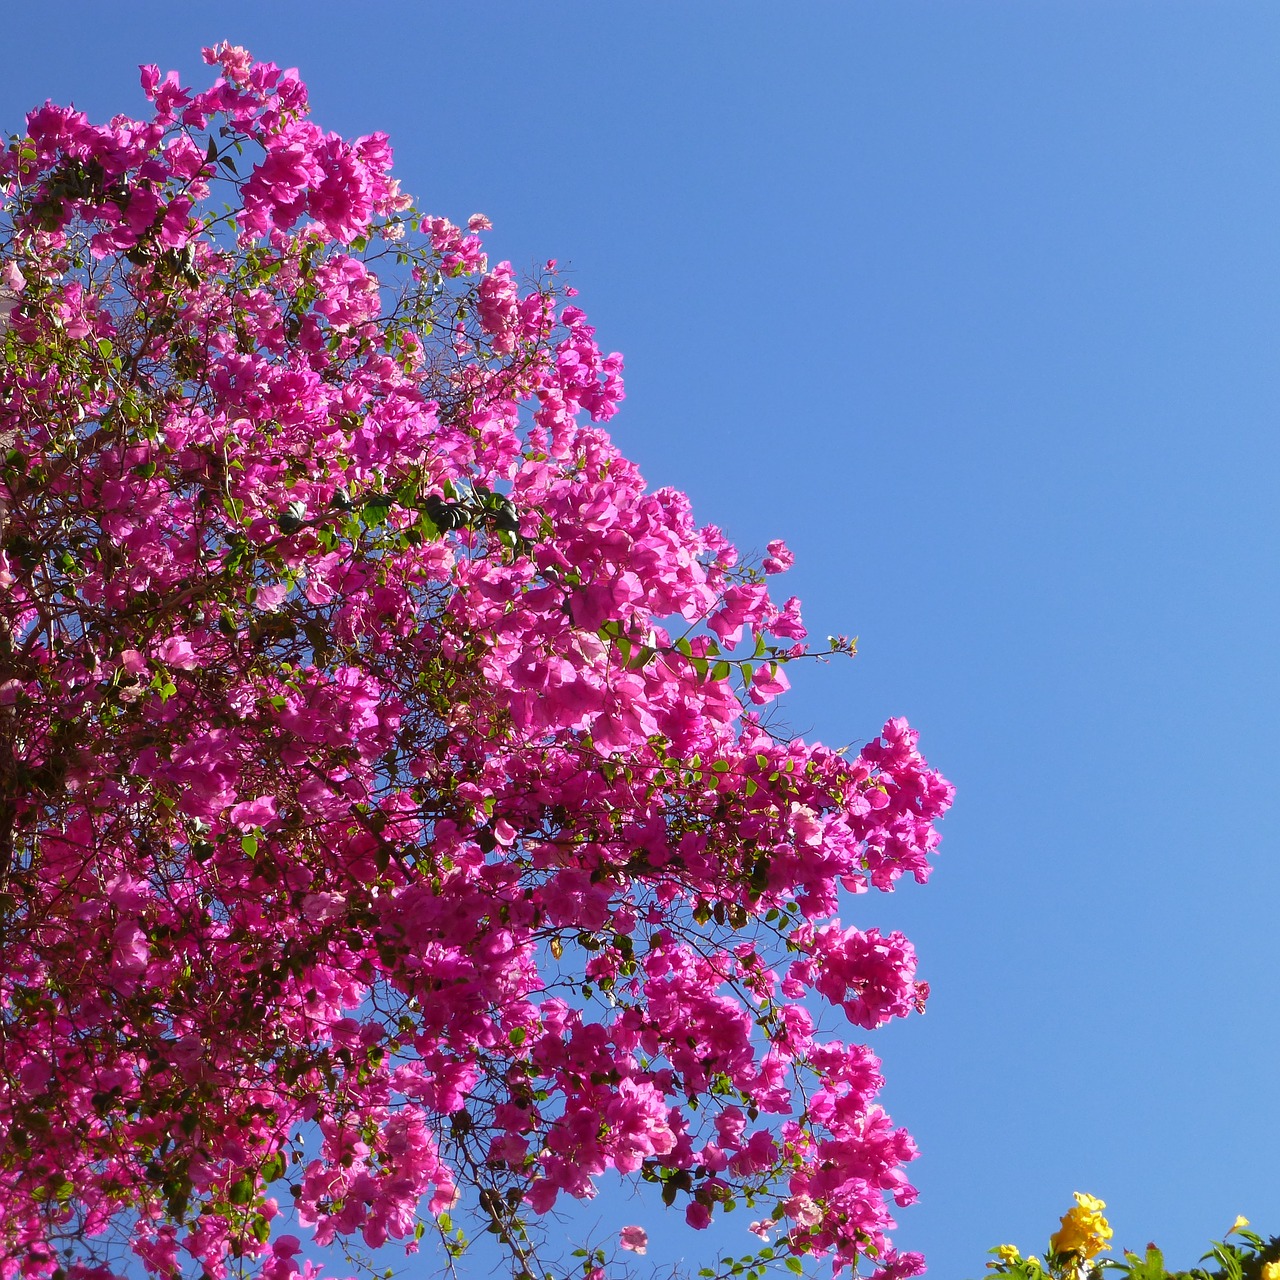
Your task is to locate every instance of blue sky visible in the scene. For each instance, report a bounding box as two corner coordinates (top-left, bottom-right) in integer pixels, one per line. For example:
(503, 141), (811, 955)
(5, 5), (1279, 1276)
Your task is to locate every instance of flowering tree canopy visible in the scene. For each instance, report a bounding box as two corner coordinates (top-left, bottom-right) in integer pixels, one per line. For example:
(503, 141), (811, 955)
(0, 46), (952, 1280)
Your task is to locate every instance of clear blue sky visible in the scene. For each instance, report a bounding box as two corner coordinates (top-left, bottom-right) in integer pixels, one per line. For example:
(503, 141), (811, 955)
(5, 5), (1279, 1276)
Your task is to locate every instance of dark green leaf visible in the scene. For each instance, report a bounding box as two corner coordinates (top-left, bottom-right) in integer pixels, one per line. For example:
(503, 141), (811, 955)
(227, 1174), (255, 1205)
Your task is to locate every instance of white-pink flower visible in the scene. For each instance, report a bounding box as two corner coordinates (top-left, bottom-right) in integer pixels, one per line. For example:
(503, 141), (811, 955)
(619, 1226), (648, 1254)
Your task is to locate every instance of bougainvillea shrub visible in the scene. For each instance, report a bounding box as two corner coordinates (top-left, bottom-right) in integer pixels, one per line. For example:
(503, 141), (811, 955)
(0, 44), (952, 1280)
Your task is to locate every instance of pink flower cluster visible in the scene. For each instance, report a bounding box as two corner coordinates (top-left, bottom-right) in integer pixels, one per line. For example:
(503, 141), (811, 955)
(0, 46), (951, 1280)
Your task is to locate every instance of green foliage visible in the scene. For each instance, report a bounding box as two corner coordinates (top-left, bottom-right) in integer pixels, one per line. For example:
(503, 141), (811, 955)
(974, 1216), (1280, 1280)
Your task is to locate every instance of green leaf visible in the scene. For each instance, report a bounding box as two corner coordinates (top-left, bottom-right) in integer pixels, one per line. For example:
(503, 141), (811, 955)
(241, 835), (258, 857)
(632, 645), (656, 670)
(785, 1259), (804, 1275)
(1123, 1245), (1166, 1280)
(227, 1174), (255, 1205)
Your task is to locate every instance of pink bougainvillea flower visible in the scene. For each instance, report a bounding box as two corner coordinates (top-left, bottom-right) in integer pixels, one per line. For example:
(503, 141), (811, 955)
(619, 1226), (648, 1254)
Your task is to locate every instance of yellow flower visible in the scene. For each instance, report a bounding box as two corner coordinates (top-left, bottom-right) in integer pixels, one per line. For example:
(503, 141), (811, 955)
(1228, 1215), (1250, 1236)
(1260, 1261), (1280, 1280)
(1049, 1192), (1113, 1261)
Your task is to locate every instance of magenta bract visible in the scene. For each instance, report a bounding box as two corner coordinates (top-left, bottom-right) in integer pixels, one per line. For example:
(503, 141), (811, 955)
(0, 44), (950, 1280)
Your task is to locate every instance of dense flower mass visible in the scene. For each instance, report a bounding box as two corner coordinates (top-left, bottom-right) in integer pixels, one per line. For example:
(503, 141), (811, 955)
(0, 44), (952, 1280)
